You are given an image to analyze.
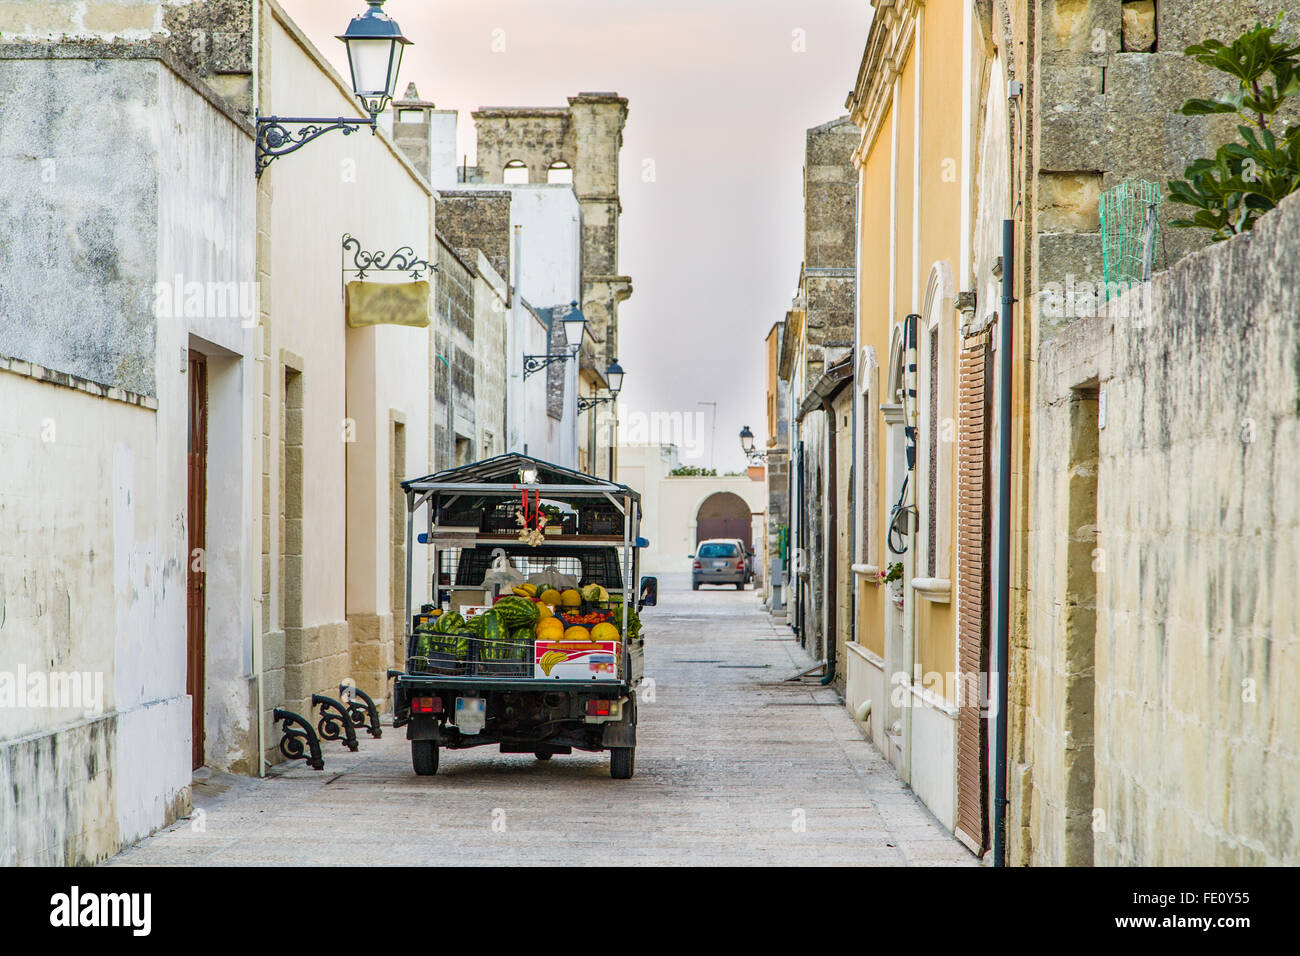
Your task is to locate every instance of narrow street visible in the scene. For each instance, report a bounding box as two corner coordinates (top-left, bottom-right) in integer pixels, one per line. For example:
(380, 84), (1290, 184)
(110, 575), (973, 866)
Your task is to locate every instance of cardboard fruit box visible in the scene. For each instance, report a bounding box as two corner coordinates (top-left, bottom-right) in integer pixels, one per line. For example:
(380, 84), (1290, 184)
(534, 640), (621, 680)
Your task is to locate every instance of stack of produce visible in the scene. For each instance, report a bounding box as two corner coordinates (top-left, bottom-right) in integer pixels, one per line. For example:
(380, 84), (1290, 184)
(413, 610), (470, 669)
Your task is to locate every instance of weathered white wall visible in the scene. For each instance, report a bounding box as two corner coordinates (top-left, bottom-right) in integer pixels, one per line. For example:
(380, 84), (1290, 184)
(0, 53), (254, 861)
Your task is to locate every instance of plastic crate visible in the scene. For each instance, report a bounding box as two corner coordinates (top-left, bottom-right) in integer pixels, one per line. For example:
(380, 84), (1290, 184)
(409, 631), (470, 676)
(471, 634), (534, 678)
(407, 652), (469, 677)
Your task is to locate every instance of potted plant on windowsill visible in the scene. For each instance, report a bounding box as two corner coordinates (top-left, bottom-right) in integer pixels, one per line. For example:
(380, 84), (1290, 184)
(880, 561), (905, 611)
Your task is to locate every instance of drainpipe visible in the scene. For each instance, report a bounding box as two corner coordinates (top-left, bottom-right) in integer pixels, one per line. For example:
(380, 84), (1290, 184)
(991, 218), (1015, 866)
(820, 397), (837, 685)
(251, 0), (266, 778)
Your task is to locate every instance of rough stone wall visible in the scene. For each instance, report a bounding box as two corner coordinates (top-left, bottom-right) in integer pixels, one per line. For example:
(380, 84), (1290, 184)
(0, 1), (254, 115)
(1027, 192), (1300, 866)
(1032, 0), (1286, 338)
(800, 119), (858, 392)
(472, 108), (573, 186)
(434, 240), (476, 468)
(472, 254), (508, 458)
(805, 118), (859, 270)
(435, 190), (513, 285)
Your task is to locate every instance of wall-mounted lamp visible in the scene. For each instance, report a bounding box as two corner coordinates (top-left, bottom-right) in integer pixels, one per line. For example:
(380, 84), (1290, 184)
(255, 1), (411, 177)
(740, 425), (768, 463)
(523, 303), (587, 379)
(577, 360), (625, 411)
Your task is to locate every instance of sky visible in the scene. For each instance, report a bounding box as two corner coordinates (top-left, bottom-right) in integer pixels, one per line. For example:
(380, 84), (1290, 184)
(281, 0), (872, 474)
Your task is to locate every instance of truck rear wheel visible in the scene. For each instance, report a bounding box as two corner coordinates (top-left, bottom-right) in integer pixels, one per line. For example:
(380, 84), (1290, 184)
(412, 740), (439, 776)
(610, 746), (635, 779)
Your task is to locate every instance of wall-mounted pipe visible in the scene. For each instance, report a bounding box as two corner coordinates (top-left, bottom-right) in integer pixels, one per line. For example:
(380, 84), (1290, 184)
(991, 217), (1015, 867)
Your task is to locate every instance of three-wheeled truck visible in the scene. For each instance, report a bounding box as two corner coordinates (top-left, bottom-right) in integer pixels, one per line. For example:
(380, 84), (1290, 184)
(390, 454), (657, 779)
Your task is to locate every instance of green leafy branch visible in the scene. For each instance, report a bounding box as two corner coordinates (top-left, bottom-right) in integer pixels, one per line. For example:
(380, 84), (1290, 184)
(1168, 14), (1300, 241)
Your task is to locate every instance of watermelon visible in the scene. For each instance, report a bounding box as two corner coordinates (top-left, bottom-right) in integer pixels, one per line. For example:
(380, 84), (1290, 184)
(493, 595), (540, 628)
(435, 611), (464, 634)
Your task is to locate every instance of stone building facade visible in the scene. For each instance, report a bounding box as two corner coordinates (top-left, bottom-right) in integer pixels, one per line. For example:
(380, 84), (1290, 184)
(776, 118), (858, 668)
(471, 95), (633, 476)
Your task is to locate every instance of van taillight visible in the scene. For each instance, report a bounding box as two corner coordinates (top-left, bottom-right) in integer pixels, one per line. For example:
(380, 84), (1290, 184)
(412, 696), (441, 714)
(693, 561), (701, 569)
(585, 700), (612, 717)
(735, 560), (744, 569)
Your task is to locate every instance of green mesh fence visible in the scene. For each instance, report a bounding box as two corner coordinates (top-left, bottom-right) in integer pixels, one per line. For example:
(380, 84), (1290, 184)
(1099, 178), (1161, 299)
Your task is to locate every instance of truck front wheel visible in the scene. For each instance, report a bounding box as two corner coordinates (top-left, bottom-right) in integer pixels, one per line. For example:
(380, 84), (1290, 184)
(610, 746), (635, 779)
(412, 740), (439, 776)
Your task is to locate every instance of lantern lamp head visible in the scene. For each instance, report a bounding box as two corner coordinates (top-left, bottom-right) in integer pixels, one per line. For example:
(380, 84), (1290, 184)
(337, 1), (412, 118)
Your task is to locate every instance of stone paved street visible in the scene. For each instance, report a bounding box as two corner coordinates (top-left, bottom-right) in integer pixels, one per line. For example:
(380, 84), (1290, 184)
(109, 575), (975, 866)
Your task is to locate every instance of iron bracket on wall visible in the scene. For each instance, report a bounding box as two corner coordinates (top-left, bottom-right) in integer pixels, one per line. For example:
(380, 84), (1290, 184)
(313, 693), (360, 752)
(255, 116), (375, 178)
(273, 707), (325, 770)
(341, 683), (382, 738)
(523, 352), (572, 380)
(341, 233), (436, 297)
(577, 395), (616, 412)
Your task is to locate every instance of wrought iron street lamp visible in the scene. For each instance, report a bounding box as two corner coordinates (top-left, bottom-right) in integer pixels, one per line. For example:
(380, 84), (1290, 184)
(740, 425), (768, 463)
(577, 360), (625, 411)
(255, 1), (412, 177)
(523, 303), (587, 379)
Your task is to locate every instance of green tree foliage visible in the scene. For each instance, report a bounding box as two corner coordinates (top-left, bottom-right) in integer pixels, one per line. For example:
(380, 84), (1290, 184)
(668, 465), (718, 477)
(1168, 15), (1300, 241)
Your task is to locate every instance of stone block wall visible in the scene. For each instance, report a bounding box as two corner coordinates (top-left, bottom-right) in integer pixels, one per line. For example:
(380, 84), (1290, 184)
(436, 191), (513, 286)
(1026, 191), (1300, 865)
(1032, 0), (1288, 337)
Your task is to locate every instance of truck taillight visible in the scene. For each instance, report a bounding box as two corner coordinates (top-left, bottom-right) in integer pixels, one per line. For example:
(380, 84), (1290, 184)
(412, 696), (441, 714)
(585, 700), (612, 717)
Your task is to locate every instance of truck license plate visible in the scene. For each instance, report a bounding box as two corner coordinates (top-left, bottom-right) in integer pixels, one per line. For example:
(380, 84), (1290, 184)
(454, 696), (486, 735)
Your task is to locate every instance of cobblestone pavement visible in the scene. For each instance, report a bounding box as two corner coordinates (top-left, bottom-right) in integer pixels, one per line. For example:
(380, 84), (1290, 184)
(109, 575), (975, 866)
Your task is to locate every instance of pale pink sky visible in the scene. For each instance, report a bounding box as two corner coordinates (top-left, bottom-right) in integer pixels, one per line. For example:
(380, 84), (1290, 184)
(282, 0), (871, 473)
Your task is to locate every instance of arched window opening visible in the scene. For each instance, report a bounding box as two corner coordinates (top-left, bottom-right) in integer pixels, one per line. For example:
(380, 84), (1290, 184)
(503, 159), (529, 184)
(547, 161), (573, 184)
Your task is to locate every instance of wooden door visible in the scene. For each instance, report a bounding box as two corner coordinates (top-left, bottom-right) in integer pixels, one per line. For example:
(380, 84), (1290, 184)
(187, 351), (208, 770)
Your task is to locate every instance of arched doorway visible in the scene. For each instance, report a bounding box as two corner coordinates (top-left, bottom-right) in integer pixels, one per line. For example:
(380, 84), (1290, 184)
(696, 492), (753, 549)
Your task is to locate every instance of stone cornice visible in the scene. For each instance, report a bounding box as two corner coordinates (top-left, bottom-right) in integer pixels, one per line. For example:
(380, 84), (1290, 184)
(849, 0), (921, 168)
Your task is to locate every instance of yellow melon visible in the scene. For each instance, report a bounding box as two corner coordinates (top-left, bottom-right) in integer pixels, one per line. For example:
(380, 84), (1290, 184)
(536, 617), (564, 640)
(539, 588), (563, 606)
(562, 625), (591, 641)
(560, 588), (582, 607)
(591, 622), (619, 642)
(537, 602), (554, 619)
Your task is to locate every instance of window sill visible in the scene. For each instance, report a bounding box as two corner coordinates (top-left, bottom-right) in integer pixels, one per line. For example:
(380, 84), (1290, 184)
(852, 563), (880, 582)
(909, 577), (951, 603)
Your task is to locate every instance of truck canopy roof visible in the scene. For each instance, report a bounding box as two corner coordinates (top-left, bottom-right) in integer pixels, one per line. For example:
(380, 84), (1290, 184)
(402, 452), (641, 503)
